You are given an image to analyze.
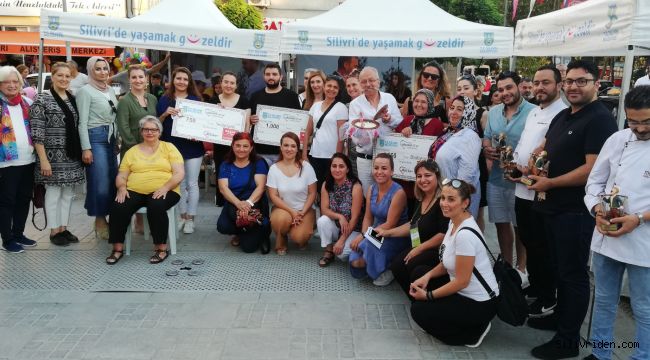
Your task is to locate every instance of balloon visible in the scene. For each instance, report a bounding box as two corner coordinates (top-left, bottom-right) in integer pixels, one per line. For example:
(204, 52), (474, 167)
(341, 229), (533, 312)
(113, 58), (121, 67)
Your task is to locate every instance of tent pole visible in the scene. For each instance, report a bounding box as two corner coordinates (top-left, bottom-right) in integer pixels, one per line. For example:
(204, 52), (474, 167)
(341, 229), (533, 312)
(509, 56), (516, 71)
(618, 45), (634, 129)
(167, 51), (172, 87)
(63, 0), (72, 61)
(456, 57), (462, 79)
(37, 38), (44, 94)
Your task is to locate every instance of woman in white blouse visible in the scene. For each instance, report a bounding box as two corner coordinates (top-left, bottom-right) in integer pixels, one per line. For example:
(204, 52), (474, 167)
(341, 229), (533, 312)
(267, 132), (318, 255)
(304, 75), (348, 192)
(428, 95), (481, 218)
(410, 179), (498, 348)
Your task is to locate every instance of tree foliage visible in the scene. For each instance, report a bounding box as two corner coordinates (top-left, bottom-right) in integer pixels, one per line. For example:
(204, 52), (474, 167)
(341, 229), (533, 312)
(431, 0), (502, 25)
(215, 0), (263, 30)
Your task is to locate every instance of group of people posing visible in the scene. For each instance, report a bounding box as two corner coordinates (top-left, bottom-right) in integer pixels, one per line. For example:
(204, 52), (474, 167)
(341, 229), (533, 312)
(0, 56), (648, 359)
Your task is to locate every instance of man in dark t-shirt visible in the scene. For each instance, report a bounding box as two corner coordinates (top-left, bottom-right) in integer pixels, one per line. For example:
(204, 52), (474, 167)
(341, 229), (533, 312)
(249, 63), (301, 165)
(527, 60), (617, 359)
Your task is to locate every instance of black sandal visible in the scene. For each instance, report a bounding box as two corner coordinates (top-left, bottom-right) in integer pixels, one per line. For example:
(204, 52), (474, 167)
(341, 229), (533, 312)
(106, 250), (123, 265)
(149, 249), (169, 264)
(318, 250), (335, 267)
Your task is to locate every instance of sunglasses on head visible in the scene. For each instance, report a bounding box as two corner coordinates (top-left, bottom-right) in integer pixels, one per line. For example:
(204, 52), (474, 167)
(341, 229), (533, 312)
(442, 178), (463, 189)
(422, 72), (441, 81)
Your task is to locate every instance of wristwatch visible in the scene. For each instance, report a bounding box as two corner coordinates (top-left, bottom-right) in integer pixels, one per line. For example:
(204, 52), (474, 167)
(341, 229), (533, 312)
(636, 213), (645, 226)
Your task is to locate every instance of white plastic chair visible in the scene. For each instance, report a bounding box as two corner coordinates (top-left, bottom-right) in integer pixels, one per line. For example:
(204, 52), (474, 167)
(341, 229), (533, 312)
(124, 206), (178, 255)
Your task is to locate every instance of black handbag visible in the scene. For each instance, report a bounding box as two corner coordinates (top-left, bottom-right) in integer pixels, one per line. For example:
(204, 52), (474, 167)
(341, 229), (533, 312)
(459, 227), (529, 327)
(31, 184), (47, 231)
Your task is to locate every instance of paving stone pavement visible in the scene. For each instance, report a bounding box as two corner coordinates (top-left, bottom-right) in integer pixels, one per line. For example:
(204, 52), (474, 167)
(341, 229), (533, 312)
(0, 190), (637, 359)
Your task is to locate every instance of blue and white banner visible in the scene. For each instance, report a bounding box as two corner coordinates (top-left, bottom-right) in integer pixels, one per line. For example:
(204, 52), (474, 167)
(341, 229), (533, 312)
(40, 9), (281, 62)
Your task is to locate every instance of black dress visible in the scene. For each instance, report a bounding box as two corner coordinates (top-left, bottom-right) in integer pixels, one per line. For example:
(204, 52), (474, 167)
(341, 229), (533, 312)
(390, 199), (449, 298)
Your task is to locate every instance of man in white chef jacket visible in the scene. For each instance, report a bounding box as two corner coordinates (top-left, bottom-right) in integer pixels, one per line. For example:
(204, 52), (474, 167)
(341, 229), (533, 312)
(584, 85), (650, 360)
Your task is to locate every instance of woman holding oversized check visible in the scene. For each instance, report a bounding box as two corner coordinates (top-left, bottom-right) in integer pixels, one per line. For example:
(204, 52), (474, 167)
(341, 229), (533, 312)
(157, 67), (204, 235)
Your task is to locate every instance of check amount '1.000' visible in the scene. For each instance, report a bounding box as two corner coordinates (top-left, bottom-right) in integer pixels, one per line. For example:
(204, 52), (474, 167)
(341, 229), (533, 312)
(264, 123), (280, 129)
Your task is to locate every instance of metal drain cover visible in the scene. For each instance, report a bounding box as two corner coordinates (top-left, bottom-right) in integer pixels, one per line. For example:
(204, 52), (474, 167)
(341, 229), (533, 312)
(188, 270), (199, 276)
(165, 270), (179, 276)
(191, 259), (204, 265)
(171, 260), (184, 265)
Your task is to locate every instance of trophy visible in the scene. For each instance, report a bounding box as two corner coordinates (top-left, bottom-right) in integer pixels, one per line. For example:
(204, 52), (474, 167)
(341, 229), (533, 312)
(524, 150), (550, 200)
(599, 186), (629, 231)
(491, 132), (507, 159)
(500, 146), (518, 179)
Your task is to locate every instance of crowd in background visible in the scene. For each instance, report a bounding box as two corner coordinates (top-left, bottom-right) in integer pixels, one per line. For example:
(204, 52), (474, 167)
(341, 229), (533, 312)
(0, 55), (648, 359)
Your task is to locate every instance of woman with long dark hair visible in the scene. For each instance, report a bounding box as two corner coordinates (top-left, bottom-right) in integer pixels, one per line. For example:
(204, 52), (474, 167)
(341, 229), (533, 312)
(157, 67), (204, 235)
(217, 132), (270, 253)
(401, 61), (451, 122)
(267, 132), (317, 255)
(303, 75), (348, 191)
(316, 153), (364, 267)
(387, 71), (412, 105)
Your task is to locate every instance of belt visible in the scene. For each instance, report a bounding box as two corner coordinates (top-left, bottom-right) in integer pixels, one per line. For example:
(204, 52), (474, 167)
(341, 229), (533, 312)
(357, 153), (373, 160)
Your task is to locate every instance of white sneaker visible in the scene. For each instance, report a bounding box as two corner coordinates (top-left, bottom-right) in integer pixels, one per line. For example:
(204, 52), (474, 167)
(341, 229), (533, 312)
(373, 270), (394, 286)
(465, 322), (491, 348)
(183, 219), (194, 234)
(177, 218), (185, 230)
(516, 268), (530, 289)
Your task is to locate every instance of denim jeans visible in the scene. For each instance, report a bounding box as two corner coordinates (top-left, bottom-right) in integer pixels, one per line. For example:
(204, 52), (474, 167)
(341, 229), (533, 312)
(590, 252), (649, 360)
(84, 126), (117, 217)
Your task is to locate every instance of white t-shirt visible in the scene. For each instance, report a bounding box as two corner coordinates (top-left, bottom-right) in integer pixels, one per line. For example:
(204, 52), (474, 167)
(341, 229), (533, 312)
(0, 100), (35, 168)
(634, 75), (650, 87)
(267, 161), (317, 210)
(309, 101), (348, 159)
(514, 99), (567, 200)
(441, 217), (499, 302)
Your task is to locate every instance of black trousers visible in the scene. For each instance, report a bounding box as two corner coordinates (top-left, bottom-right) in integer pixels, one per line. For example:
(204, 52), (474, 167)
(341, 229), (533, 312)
(0, 164), (34, 245)
(217, 201), (271, 253)
(410, 276), (499, 346)
(108, 190), (180, 245)
(390, 247), (440, 299)
(515, 197), (555, 303)
(308, 156), (330, 194)
(544, 211), (594, 344)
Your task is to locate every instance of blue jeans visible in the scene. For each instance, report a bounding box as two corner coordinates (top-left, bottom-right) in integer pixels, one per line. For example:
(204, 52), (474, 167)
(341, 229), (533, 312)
(590, 252), (649, 360)
(84, 126), (117, 217)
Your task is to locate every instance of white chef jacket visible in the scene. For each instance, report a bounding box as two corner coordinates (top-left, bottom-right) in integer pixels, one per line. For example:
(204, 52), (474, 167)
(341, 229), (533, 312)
(514, 98), (567, 201)
(584, 129), (650, 267)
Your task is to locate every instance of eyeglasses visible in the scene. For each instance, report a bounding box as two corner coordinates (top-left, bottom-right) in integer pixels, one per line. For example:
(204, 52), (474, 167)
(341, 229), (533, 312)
(563, 78), (595, 87)
(442, 178), (463, 188)
(422, 72), (441, 81)
(141, 128), (160, 133)
(627, 118), (650, 127)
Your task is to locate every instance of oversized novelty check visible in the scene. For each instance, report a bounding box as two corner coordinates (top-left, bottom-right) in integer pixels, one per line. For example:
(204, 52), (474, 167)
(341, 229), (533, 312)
(373, 133), (437, 181)
(253, 105), (310, 146)
(171, 98), (247, 145)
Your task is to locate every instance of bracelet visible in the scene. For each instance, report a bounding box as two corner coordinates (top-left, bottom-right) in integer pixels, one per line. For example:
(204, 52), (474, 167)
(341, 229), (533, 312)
(636, 212), (645, 227)
(426, 290), (433, 301)
(246, 199), (255, 207)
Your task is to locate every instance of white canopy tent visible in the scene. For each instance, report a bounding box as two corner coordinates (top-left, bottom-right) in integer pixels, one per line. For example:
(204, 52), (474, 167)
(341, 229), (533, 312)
(514, 0), (650, 126)
(38, 0), (281, 62)
(281, 0), (513, 58)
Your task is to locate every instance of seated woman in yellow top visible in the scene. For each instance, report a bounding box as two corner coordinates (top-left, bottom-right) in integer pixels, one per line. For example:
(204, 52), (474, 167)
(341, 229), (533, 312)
(106, 115), (185, 265)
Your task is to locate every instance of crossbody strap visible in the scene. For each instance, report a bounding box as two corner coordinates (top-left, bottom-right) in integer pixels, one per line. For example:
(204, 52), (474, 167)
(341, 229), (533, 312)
(315, 101), (338, 131)
(458, 227), (497, 299)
